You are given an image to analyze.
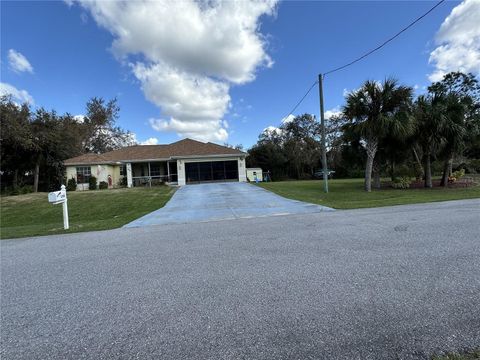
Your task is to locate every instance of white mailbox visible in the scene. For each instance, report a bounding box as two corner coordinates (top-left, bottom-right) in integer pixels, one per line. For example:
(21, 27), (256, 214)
(47, 185), (69, 230)
(48, 190), (66, 204)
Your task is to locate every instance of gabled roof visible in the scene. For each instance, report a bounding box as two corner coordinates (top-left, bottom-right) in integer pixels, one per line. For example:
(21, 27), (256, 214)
(64, 138), (245, 165)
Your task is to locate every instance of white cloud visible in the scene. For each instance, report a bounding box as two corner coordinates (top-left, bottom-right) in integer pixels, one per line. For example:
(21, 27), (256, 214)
(140, 137), (159, 145)
(281, 114), (295, 124)
(263, 125), (283, 137)
(7, 49), (33, 74)
(73, 114), (85, 123)
(72, 0), (277, 142)
(133, 62), (230, 142)
(324, 107), (342, 120)
(0, 82), (34, 104)
(428, 0), (480, 82)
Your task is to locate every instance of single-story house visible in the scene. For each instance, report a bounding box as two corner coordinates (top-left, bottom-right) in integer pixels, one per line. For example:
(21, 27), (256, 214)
(64, 138), (247, 189)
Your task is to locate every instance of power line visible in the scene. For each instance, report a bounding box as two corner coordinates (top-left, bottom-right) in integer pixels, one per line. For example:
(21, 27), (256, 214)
(281, 0), (445, 119)
(324, 0), (445, 76)
(284, 80), (318, 119)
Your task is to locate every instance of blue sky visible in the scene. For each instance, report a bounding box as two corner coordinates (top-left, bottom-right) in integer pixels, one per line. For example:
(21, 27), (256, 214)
(1, 1), (479, 148)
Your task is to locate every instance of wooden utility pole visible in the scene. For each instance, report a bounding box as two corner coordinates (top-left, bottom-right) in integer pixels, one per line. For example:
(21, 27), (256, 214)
(318, 74), (329, 193)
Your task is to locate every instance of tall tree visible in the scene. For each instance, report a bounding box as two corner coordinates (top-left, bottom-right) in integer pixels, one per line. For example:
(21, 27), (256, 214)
(82, 97), (135, 153)
(0, 96), (34, 190)
(281, 114), (321, 178)
(343, 78), (413, 191)
(413, 94), (448, 188)
(428, 72), (480, 186)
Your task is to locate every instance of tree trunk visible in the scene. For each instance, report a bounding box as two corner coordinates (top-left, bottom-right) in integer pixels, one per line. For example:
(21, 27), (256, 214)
(390, 161), (396, 182)
(440, 153), (453, 187)
(424, 153), (432, 188)
(373, 161), (381, 189)
(364, 139), (378, 192)
(33, 159), (40, 193)
(412, 147), (424, 180)
(13, 169), (19, 190)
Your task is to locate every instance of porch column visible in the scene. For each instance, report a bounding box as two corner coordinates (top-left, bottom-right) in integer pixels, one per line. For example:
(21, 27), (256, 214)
(177, 160), (186, 186)
(238, 157), (247, 182)
(167, 161), (170, 182)
(148, 162), (152, 187)
(126, 163), (133, 188)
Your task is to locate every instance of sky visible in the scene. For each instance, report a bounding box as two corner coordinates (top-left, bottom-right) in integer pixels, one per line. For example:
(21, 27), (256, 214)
(1, 0), (479, 148)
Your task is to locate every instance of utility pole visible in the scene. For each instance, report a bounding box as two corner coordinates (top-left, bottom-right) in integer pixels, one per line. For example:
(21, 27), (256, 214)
(318, 74), (329, 193)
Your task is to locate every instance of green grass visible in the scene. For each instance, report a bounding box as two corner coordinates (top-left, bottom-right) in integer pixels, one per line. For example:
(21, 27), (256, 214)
(432, 350), (480, 360)
(258, 178), (480, 209)
(0, 186), (175, 239)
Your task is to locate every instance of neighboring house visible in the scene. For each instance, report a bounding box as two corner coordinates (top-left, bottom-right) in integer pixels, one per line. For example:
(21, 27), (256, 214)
(64, 138), (247, 189)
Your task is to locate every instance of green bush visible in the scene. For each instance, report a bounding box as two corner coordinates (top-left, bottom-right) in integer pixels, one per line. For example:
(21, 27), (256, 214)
(394, 164), (414, 178)
(467, 159), (480, 173)
(89, 176), (97, 190)
(66, 177), (77, 191)
(452, 168), (465, 180)
(391, 176), (412, 189)
(98, 181), (108, 190)
(118, 176), (127, 187)
(19, 185), (33, 194)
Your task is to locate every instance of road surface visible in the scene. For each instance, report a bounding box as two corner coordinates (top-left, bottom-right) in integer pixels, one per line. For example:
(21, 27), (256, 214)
(2, 199), (479, 359)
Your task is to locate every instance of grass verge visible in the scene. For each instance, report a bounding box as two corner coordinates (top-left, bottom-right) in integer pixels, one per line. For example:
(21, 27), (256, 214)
(258, 178), (480, 209)
(1, 186), (175, 239)
(432, 349), (480, 360)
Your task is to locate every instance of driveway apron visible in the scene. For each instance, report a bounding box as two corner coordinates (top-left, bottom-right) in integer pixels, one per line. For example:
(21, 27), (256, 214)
(124, 182), (333, 227)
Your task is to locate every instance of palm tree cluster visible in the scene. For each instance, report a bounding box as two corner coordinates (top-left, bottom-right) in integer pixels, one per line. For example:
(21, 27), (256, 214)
(340, 72), (479, 192)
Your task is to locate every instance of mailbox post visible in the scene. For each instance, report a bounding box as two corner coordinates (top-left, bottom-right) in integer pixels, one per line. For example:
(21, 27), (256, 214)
(48, 184), (69, 230)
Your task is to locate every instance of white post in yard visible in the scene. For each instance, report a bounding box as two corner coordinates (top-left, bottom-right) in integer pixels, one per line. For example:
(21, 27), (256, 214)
(61, 185), (69, 230)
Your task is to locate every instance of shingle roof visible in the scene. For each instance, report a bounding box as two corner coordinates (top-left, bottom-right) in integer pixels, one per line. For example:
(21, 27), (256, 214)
(64, 138), (245, 165)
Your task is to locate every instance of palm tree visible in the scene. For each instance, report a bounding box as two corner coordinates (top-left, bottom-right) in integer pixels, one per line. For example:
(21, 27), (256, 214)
(413, 94), (447, 188)
(343, 78), (413, 192)
(438, 94), (466, 186)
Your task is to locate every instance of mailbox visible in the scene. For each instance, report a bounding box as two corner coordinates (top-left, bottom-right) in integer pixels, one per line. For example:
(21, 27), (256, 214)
(48, 190), (66, 204)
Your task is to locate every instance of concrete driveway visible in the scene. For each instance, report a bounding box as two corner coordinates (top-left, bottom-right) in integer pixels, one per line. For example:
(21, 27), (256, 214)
(124, 182), (333, 227)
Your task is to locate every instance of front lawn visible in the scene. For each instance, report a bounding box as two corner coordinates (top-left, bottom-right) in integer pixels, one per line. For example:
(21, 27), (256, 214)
(258, 178), (480, 209)
(432, 350), (480, 360)
(0, 186), (175, 239)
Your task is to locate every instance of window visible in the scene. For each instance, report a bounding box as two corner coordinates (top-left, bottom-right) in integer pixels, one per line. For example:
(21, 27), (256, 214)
(150, 165), (161, 177)
(76, 166), (91, 183)
(120, 165), (126, 176)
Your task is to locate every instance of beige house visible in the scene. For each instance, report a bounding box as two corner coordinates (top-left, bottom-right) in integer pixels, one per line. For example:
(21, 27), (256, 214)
(64, 138), (247, 190)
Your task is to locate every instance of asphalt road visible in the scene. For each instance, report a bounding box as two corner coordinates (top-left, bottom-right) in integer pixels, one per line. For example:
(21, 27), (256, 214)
(1, 199), (480, 359)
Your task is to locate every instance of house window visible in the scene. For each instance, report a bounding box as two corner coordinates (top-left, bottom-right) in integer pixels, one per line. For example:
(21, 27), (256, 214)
(120, 165), (126, 176)
(150, 165), (161, 177)
(76, 166), (91, 184)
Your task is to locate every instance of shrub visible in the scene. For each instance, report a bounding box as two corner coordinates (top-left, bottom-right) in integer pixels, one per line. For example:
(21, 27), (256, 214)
(391, 176), (412, 189)
(394, 164), (416, 179)
(19, 185), (33, 194)
(98, 181), (108, 190)
(118, 176), (127, 187)
(467, 159), (480, 173)
(66, 177), (77, 191)
(452, 168), (465, 180)
(89, 176), (97, 190)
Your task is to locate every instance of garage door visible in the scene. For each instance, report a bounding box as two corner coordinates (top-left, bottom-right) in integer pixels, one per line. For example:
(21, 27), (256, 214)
(185, 160), (239, 183)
